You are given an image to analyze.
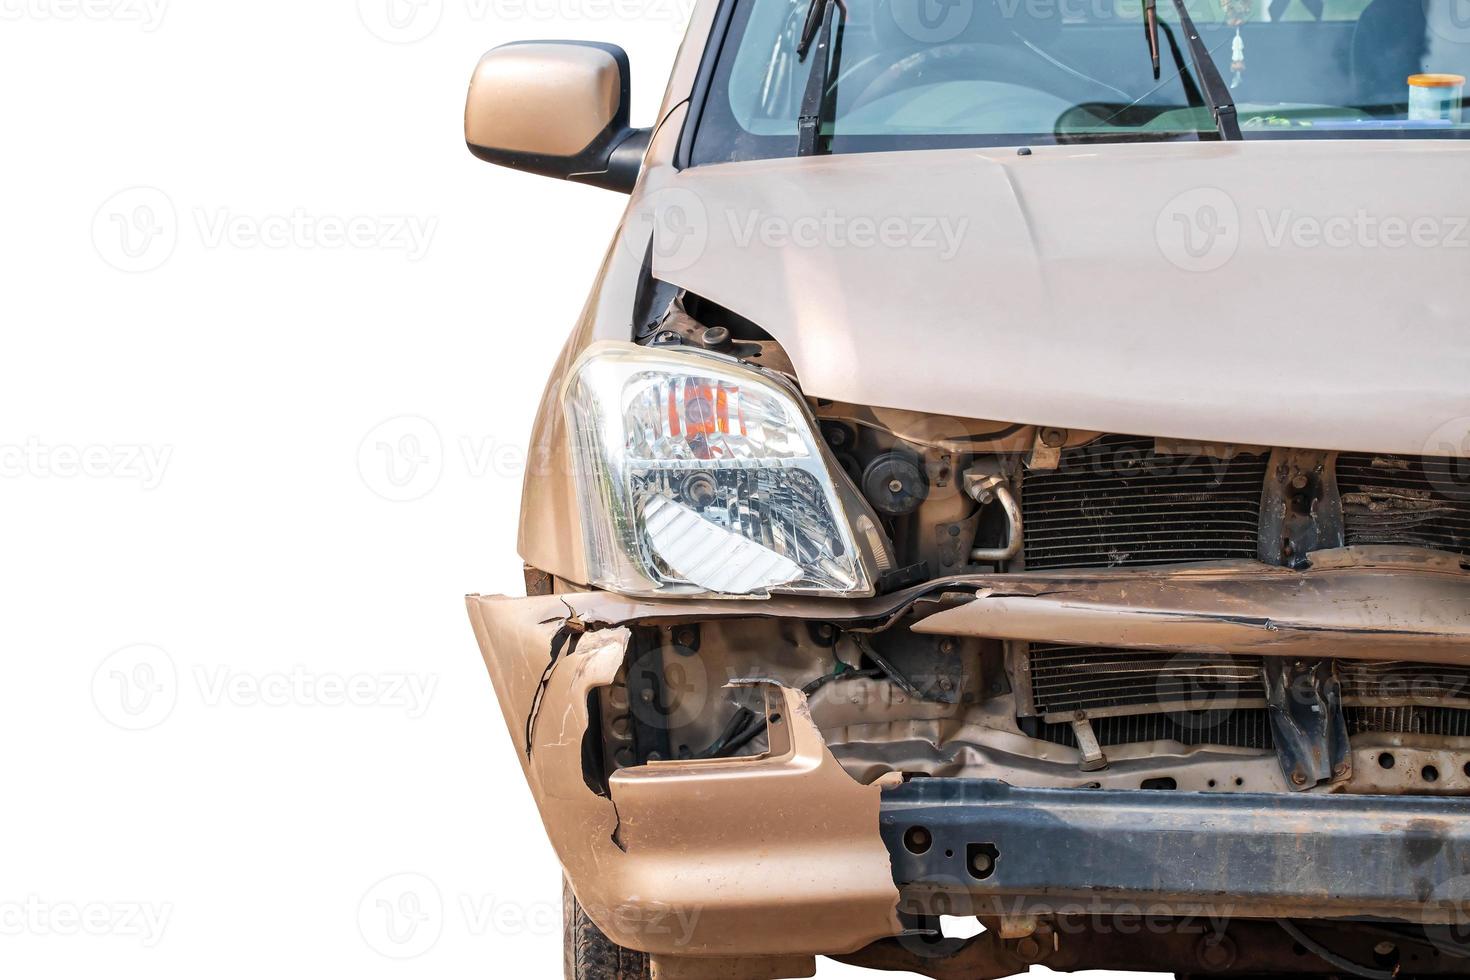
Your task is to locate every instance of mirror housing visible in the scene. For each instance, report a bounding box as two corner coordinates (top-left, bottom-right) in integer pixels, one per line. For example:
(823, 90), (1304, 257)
(465, 41), (650, 193)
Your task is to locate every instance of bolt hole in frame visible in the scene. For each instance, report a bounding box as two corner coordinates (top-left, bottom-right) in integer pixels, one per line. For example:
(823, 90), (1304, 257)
(900, 828), (999, 882)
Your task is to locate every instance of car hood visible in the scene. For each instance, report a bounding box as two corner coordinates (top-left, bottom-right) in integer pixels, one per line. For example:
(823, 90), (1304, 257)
(647, 140), (1470, 456)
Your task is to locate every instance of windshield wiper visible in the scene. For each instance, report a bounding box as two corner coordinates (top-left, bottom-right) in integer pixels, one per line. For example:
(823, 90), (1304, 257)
(1143, 0), (1161, 79)
(1167, 0), (1242, 140)
(796, 0), (846, 157)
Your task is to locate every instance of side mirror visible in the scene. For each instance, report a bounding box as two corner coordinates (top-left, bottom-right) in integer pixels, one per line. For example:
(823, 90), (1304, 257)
(465, 41), (650, 193)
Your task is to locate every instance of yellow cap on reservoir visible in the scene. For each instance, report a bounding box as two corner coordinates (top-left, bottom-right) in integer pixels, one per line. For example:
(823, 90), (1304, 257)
(1408, 73), (1467, 88)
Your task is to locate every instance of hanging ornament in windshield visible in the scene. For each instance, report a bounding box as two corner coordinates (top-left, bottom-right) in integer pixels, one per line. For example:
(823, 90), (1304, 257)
(1223, 0), (1255, 88)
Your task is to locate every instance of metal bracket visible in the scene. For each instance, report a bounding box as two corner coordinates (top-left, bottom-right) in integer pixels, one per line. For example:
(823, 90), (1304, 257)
(1025, 427), (1067, 471)
(855, 630), (968, 705)
(1259, 449), (1344, 569)
(1262, 658), (1351, 791)
(1069, 713), (1110, 772)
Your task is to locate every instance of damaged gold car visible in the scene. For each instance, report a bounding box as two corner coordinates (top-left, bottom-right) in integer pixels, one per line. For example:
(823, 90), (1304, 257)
(465, 2), (1470, 978)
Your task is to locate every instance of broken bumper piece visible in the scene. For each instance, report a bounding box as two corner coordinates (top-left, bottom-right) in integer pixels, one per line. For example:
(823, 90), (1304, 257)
(464, 593), (904, 959)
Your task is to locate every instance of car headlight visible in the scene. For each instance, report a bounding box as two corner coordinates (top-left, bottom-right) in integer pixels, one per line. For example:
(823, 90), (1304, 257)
(563, 343), (889, 598)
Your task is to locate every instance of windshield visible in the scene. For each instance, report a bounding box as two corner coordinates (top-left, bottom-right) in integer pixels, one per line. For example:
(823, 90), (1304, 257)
(690, 0), (1470, 163)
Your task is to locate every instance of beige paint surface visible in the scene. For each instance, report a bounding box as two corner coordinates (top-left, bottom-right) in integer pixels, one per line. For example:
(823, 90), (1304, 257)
(466, 43), (619, 157)
(465, 593), (904, 958)
(641, 140), (1470, 456)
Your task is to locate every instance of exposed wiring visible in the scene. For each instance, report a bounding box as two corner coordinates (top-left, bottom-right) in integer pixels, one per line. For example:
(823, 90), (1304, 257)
(699, 668), (884, 760)
(1277, 919), (1398, 980)
(720, 713), (773, 757)
(695, 707), (757, 759)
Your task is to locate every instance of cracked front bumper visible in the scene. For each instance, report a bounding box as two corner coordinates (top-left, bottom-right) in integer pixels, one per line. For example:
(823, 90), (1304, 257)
(466, 548), (1470, 956)
(465, 593), (903, 959)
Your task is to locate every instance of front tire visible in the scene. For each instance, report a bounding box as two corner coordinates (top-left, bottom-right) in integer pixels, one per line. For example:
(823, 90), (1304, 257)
(564, 879), (651, 980)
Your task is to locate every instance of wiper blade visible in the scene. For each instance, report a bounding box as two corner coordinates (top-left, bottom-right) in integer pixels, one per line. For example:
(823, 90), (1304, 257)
(1143, 0), (1160, 79)
(1168, 0), (1242, 140)
(796, 0), (846, 157)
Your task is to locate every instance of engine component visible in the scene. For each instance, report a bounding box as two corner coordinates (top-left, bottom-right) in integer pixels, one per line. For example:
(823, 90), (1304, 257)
(862, 453), (928, 517)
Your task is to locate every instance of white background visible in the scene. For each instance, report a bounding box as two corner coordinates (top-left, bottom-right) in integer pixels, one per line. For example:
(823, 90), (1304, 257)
(0, 1), (1156, 977)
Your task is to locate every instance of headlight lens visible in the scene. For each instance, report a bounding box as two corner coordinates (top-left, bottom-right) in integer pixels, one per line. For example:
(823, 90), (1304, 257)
(564, 344), (883, 598)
